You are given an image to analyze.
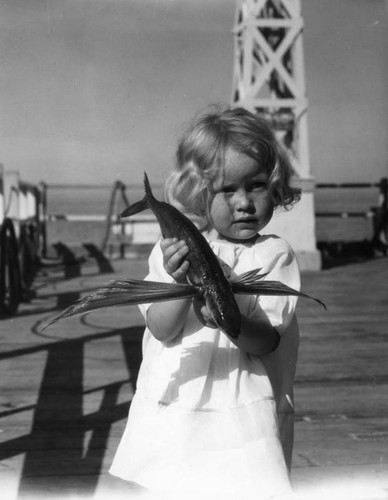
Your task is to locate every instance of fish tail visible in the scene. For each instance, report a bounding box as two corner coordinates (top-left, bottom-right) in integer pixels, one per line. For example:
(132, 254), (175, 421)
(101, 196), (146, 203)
(121, 197), (148, 218)
(120, 172), (154, 218)
(143, 172), (154, 199)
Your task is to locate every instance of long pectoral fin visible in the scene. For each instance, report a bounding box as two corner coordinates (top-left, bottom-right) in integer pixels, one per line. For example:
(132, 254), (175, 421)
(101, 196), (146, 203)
(41, 279), (197, 331)
(230, 267), (269, 284)
(231, 269), (326, 309)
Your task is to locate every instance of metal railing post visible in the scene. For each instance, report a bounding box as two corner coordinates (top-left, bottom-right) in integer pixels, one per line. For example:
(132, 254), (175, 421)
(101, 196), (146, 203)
(40, 182), (48, 258)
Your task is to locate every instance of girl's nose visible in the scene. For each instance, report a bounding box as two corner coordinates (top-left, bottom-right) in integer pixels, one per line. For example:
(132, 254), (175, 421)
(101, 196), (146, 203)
(234, 190), (252, 211)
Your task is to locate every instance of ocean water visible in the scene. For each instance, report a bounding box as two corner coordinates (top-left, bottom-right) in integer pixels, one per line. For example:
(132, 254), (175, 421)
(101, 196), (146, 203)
(46, 184), (162, 247)
(46, 184), (164, 216)
(45, 184), (381, 246)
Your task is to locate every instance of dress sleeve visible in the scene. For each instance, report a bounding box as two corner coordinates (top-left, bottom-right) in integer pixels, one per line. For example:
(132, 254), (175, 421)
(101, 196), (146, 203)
(138, 240), (174, 318)
(248, 238), (300, 335)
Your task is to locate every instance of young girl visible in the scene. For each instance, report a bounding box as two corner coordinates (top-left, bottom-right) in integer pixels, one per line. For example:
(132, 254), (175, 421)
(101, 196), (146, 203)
(110, 105), (301, 499)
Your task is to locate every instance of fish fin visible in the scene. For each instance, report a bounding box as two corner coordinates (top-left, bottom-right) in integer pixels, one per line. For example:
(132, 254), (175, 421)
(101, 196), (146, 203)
(41, 279), (197, 331)
(232, 274), (326, 309)
(230, 267), (269, 285)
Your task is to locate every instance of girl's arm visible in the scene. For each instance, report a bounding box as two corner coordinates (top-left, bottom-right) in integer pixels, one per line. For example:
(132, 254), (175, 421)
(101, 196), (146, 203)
(147, 298), (192, 343)
(229, 239), (300, 356)
(146, 238), (192, 342)
(232, 315), (280, 356)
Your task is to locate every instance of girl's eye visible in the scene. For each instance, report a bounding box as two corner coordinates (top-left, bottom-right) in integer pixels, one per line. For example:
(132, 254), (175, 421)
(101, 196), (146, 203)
(220, 186), (235, 194)
(250, 182), (266, 190)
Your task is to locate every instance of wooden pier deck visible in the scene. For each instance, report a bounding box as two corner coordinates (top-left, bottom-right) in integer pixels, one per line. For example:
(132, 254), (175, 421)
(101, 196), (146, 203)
(0, 247), (387, 499)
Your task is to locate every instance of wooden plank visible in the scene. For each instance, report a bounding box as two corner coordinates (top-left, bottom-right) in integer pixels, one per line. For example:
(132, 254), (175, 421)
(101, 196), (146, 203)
(0, 255), (387, 497)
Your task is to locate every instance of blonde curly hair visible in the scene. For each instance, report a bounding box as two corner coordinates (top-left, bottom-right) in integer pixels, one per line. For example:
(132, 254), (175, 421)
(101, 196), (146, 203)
(165, 104), (301, 223)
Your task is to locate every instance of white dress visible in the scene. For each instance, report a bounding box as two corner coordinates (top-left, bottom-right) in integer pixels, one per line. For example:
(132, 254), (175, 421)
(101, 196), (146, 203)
(110, 233), (300, 500)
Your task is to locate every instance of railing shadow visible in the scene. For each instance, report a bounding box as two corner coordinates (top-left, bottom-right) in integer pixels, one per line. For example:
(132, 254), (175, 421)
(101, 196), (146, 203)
(0, 326), (143, 498)
(0, 290), (84, 320)
(82, 243), (115, 274)
(4, 271), (118, 321)
(52, 242), (83, 279)
(50, 241), (115, 279)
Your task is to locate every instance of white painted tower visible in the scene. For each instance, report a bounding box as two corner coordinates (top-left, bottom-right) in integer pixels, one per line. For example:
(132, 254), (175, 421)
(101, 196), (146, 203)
(232, 0), (321, 270)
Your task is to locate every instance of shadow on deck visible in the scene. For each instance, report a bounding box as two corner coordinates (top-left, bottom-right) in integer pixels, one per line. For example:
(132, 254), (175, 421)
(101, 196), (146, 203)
(0, 322), (143, 498)
(1, 246), (387, 499)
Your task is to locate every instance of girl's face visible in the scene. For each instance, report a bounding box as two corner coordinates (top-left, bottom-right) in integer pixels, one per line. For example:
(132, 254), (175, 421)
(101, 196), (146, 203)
(209, 148), (274, 242)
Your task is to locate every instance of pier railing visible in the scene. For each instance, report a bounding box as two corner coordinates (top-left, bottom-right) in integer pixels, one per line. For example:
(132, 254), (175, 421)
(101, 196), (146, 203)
(0, 167), (44, 315)
(3, 173), (384, 318)
(41, 177), (388, 259)
(40, 181), (164, 259)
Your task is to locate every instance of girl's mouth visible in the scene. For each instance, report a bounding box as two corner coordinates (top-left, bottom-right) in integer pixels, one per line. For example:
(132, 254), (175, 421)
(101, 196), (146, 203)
(234, 218), (257, 225)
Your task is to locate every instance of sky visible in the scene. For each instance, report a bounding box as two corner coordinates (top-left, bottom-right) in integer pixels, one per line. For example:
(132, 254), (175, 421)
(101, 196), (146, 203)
(0, 0), (387, 186)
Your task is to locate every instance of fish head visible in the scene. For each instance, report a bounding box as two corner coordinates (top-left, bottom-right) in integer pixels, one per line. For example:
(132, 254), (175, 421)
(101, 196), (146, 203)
(205, 294), (241, 339)
(192, 294), (241, 338)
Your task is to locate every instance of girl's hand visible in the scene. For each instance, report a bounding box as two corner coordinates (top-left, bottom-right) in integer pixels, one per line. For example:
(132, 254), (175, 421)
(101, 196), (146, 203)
(160, 238), (190, 284)
(197, 304), (218, 328)
(193, 297), (218, 329)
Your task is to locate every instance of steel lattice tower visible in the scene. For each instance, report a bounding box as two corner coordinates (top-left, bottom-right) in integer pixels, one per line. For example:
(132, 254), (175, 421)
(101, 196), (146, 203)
(232, 0), (310, 178)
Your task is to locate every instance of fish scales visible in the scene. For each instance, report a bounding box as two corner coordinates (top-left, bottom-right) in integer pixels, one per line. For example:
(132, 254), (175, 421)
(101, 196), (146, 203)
(152, 200), (228, 285)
